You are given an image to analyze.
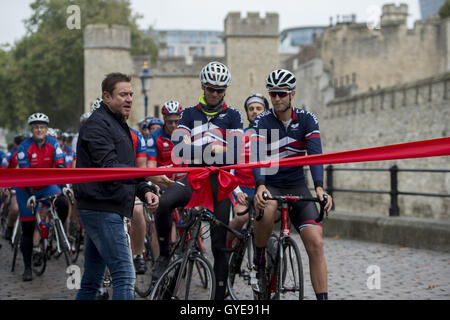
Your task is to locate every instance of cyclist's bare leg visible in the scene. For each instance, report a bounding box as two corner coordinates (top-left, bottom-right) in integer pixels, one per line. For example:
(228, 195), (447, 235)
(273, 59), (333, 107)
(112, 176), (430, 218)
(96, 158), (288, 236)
(150, 221), (160, 258)
(227, 203), (249, 241)
(253, 200), (278, 248)
(300, 225), (327, 294)
(130, 204), (145, 255)
(7, 195), (19, 228)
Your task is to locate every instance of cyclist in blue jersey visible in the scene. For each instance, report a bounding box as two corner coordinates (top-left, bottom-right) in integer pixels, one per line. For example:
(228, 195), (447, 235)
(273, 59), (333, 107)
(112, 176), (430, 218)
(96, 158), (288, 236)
(252, 69), (333, 300)
(151, 61), (244, 300)
(16, 113), (67, 281)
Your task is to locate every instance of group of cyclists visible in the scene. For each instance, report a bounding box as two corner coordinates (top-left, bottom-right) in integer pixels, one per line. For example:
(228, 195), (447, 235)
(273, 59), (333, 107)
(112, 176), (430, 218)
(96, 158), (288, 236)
(0, 60), (332, 300)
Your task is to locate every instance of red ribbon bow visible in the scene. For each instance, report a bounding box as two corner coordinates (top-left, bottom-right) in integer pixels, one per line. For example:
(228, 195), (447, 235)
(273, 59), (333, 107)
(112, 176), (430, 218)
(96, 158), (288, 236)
(186, 167), (239, 212)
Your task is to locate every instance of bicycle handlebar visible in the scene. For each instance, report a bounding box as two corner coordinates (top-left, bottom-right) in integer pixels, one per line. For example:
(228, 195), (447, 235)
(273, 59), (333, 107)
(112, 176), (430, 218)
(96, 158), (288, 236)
(261, 191), (328, 223)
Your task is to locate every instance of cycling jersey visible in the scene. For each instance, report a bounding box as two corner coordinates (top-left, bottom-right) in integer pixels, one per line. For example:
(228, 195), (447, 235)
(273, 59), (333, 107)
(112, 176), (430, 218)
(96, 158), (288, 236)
(18, 136), (65, 169)
(129, 127), (147, 159)
(63, 145), (74, 168)
(17, 136), (65, 190)
(175, 102), (244, 167)
(147, 126), (173, 167)
(1, 147), (18, 168)
(0, 150), (5, 167)
(252, 107), (323, 188)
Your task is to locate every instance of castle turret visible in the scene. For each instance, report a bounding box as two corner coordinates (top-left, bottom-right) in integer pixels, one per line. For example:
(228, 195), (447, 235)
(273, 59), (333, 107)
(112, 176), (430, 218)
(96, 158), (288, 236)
(84, 24), (133, 113)
(224, 12), (279, 120)
(380, 3), (408, 27)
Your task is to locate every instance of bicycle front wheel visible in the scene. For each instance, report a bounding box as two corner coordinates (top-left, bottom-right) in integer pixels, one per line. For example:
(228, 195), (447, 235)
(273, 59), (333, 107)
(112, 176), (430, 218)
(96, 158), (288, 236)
(134, 233), (155, 298)
(227, 239), (256, 300)
(32, 238), (47, 276)
(150, 254), (215, 300)
(270, 236), (303, 300)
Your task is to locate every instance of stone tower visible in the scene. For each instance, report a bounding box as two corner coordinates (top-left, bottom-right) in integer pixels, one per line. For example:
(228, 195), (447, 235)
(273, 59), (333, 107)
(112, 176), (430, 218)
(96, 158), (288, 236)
(380, 3), (408, 26)
(224, 12), (280, 122)
(83, 24), (134, 113)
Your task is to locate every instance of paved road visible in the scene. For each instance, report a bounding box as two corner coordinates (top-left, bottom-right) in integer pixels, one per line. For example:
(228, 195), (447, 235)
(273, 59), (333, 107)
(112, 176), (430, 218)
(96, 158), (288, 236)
(0, 231), (448, 300)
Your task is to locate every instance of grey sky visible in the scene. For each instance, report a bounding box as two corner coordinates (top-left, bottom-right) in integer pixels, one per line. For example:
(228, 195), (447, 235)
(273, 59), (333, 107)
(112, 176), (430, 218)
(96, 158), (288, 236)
(1, 0), (422, 45)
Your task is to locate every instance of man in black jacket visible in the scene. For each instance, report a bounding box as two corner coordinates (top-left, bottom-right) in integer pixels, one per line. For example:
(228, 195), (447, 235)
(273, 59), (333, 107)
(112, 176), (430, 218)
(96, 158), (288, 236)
(73, 73), (158, 300)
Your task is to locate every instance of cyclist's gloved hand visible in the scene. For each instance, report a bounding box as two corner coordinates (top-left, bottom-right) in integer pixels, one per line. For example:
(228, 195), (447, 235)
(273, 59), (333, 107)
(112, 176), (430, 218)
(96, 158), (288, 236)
(27, 195), (37, 210)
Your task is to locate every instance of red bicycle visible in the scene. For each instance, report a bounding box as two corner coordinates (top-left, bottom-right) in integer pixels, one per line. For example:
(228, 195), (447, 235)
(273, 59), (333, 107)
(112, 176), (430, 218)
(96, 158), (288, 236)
(259, 191), (328, 300)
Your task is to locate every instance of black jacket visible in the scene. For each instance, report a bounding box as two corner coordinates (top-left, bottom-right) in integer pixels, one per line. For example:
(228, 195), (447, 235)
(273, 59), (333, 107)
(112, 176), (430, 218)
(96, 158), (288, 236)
(73, 102), (151, 218)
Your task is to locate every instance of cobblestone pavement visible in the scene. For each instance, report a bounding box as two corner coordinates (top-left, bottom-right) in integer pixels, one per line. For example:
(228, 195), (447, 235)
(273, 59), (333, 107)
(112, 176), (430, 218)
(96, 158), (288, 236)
(0, 232), (448, 300)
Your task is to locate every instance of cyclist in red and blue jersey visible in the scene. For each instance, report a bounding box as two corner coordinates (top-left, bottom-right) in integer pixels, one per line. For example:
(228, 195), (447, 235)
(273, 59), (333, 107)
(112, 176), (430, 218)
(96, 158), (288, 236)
(252, 69), (333, 300)
(1, 134), (28, 241)
(151, 61), (244, 300)
(147, 100), (185, 182)
(56, 132), (75, 168)
(228, 93), (269, 246)
(128, 125), (152, 274)
(16, 113), (66, 281)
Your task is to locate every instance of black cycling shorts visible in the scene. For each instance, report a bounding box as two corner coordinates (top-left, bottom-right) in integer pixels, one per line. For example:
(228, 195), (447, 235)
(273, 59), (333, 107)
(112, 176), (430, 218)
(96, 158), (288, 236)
(266, 180), (321, 232)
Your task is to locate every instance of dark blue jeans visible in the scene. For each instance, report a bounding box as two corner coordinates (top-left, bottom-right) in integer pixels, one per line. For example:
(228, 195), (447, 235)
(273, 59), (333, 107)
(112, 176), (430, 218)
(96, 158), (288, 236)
(75, 210), (135, 300)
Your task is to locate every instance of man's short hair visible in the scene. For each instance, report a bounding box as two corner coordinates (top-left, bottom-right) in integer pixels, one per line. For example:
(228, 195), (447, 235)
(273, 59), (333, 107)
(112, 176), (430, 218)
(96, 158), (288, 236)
(101, 73), (131, 97)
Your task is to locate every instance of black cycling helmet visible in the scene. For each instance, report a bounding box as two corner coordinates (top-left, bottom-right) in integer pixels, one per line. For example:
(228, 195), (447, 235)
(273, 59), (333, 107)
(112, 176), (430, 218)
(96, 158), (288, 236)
(244, 93), (269, 112)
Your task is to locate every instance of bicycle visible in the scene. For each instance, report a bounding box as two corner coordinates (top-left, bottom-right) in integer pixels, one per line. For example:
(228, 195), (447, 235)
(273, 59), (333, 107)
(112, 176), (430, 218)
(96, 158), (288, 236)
(226, 195), (261, 300)
(259, 191), (328, 300)
(64, 188), (83, 264)
(149, 207), (244, 300)
(10, 212), (21, 272)
(30, 194), (74, 276)
(134, 201), (156, 298)
(1, 188), (13, 239)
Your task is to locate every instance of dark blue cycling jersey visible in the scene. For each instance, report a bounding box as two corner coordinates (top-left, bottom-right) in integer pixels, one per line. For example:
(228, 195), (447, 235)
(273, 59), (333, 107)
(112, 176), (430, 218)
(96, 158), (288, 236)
(173, 102), (244, 167)
(252, 107), (324, 188)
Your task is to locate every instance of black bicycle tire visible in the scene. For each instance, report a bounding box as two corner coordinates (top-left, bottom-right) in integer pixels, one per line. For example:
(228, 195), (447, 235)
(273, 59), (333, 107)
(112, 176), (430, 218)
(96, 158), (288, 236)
(10, 225), (21, 272)
(134, 233), (155, 298)
(54, 218), (71, 267)
(0, 198), (10, 238)
(150, 255), (215, 300)
(68, 220), (82, 263)
(32, 238), (47, 276)
(277, 237), (304, 300)
(226, 239), (250, 300)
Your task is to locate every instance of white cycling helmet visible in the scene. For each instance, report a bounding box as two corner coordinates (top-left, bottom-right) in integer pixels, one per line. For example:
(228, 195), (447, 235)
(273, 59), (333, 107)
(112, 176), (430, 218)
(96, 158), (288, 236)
(47, 128), (57, 138)
(91, 98), (103, 112)
(200, 61), (231, 87)
(28, 113), (49, 125)
(266, 69), (296, 90)
(161, 101), (183, 116)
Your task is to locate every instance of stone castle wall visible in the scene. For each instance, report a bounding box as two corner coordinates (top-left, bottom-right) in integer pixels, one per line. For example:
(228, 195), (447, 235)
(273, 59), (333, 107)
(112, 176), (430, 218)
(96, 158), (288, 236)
(320, 18), (449, 94)
(317, 73), (450, 220)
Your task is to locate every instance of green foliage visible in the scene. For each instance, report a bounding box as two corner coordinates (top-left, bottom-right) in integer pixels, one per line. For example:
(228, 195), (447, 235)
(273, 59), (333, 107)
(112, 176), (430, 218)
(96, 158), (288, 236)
(439, 0), (450, 19)
(0, 0), (157, 133)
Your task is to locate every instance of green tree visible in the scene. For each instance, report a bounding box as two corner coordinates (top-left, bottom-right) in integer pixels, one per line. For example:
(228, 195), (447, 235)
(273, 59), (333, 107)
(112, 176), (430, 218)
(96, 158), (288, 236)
(0, 0), (157, 133)
(439, 0), (450, 18)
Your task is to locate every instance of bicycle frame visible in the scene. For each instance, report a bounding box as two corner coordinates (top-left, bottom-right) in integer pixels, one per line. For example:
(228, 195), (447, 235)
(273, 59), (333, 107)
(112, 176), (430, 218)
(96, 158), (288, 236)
(34, 195), (71, 263)
(262, 192), (327, 300)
